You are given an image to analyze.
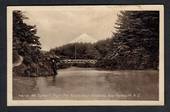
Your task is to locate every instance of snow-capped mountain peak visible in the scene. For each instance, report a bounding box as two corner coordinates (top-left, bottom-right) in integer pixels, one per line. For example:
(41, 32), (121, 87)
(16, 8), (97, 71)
(70, 33), (97, 43)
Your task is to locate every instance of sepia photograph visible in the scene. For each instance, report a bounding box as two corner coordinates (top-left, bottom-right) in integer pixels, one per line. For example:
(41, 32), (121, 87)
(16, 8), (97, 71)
(7, 5), (164, 106)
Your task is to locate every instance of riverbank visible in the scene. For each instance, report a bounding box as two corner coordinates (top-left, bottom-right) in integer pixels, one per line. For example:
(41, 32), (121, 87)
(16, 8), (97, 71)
(13, 62), (159, 77)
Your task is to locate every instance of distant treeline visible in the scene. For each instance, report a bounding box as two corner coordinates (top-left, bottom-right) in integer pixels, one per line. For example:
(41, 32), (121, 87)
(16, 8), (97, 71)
(13, 11), (159, 76)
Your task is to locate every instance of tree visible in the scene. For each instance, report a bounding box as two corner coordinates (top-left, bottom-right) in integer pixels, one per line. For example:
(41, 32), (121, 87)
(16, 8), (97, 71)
(96, 11), (159, 70)
(109, 11), (159, 69)
(94, 38), (113, 59)
(13, 11), (42, 75)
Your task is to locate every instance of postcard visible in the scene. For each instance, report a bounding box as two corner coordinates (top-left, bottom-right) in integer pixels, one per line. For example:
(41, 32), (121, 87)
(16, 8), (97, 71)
(7, 5), (164, 106)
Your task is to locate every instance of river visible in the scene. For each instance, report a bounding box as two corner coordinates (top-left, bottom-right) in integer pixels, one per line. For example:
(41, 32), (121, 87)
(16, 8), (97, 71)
(13, 67), (159, 100)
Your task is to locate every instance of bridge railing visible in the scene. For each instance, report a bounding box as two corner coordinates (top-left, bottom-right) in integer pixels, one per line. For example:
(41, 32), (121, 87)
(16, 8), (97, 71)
(60, 59), (97, 64)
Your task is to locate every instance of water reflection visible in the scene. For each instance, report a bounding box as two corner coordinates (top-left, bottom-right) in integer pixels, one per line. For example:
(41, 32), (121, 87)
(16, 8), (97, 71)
(13, 67), (159, 100)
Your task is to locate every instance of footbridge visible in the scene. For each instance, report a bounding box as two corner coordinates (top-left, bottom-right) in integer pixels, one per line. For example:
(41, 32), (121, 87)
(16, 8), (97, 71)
(60, 59), (97, 64)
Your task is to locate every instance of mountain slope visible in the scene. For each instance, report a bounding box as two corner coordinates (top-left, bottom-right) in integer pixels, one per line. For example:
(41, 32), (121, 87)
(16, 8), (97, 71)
(70, 33), (97, 43)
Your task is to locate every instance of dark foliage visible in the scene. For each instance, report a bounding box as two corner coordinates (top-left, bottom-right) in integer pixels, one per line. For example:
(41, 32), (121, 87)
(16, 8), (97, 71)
(50, 42), (100, 59)
(13, 11), (58, 76)
(13, 10), (41, 64)
(98, 11), (159, 70)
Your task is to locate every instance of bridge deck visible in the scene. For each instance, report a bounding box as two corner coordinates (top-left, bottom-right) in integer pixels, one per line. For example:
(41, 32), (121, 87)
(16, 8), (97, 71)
(60, 59), (97, 64)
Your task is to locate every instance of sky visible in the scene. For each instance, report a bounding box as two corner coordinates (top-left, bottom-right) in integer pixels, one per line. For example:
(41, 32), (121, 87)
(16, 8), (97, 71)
(23, 6), (120, 51)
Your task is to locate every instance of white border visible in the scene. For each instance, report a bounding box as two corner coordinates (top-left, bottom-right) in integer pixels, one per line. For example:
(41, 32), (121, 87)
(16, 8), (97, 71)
(7, 5), (164, 106)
